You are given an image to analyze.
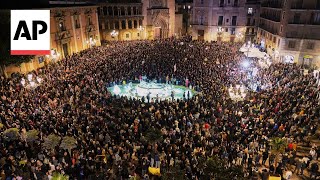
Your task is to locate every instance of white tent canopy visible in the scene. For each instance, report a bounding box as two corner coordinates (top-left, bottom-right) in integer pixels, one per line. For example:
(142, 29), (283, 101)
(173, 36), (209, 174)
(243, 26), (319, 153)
(240, 45), (268, 58)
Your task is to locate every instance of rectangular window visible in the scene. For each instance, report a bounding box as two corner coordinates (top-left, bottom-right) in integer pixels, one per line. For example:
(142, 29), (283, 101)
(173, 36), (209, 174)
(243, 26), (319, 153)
(280, 25), (283, 33)
(220, 0), (224, 7)
(273, 36), (276, 43)
(226, 19), (229, 23)
(201, 0), (204, 4)
(282, 11), (285, 19)
(200, 15), (204, 25)
(317, 0), (320, 9)
(248, 8), (253, 14)
(293, 13), (301, 23)
(231, 28), (235, 35)
(234, 0), (238, 6)
(288, 40), (296, 48)
(225, 28), (228, 32)
(232, 16), (237, 26)
(307, 42), (315, 49)
(75, 19), (80, 29)
(137, 33), (140, 37)
(218, 16), (223, 25)
(126, 33), (129, 38)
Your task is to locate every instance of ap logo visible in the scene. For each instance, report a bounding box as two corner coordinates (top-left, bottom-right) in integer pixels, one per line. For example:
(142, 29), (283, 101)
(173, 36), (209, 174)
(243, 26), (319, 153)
(11, 10), (50, 55)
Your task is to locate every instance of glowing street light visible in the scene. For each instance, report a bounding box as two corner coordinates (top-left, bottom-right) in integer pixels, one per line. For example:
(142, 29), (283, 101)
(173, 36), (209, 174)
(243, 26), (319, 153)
(228, 84), (247, 101)
(111, 30), (119, 39)
(30, 81), (35, 87)
(36, 77), (42, 83)
(27, 74), (33, 82)
(21, 78), (26, 86)
(242, 60), (250, 68)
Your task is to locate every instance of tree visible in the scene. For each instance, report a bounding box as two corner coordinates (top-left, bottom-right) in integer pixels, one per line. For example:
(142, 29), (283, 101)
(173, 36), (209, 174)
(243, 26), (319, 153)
(52, 172), (69, 180)
(162, 165), (185, 180)
(144, 128), (163, 153)
(2, 128), (20, 141)
(26, 129), (39, 144)
(60, 136), (77, 154)
(204, 156), (225, 178)
(204, 156), (245, 180)
(269, 137), (287, 167)
(43, 134), (61, 151)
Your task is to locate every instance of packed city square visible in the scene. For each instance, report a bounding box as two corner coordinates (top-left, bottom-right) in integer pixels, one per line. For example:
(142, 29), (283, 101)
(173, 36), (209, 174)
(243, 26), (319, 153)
(0, 38), (320, 180)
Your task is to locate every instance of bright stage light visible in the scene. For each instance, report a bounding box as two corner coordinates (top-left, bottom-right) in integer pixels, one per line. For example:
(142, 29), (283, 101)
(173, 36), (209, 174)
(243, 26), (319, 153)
(27, 74), (33, 81)
(242, 61), (250, 68)
(113, 85), (121, 95)
(36, 77), (42, 83)
(30, 81), (35, 87)
(21, 78), (26, 86)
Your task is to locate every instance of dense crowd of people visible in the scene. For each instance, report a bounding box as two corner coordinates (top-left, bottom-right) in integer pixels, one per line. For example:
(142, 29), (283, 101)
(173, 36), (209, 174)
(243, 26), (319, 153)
(0, 38), (319, 180)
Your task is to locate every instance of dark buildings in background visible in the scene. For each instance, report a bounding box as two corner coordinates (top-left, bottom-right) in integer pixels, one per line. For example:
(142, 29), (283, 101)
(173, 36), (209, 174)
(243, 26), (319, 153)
(257, 0), (320, 66)
(191, 0), (259, 42)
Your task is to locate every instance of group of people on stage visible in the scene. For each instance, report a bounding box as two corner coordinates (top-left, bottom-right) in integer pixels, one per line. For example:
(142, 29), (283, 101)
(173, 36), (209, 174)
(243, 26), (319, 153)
(0, 37), (319, 180)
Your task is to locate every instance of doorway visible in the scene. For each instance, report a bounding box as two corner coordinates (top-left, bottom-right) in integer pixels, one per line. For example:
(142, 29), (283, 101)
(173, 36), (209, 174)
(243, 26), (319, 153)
(198, 30), (204, 41)
(154, 27), (161, 39)
(62, 43), (69, 57)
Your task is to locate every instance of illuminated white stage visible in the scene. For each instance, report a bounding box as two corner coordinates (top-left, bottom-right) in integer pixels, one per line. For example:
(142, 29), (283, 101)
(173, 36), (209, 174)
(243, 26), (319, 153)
(108, 81), (196, 101)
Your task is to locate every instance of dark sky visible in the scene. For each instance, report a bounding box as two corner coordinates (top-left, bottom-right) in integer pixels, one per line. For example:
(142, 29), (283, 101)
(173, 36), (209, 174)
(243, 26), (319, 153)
(0, 0), (50, 9)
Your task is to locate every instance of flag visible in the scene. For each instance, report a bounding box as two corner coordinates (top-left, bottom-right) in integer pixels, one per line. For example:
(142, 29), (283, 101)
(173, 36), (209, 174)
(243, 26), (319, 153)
(174, 64), (176, 72)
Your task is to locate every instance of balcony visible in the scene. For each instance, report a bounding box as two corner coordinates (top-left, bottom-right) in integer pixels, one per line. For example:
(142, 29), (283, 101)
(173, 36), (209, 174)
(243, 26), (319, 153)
(246, 22), (256, 26)
(286, 32), (320, 40)
(260, 14), (281, 22)
(259, 24), (278, 35)
(261, 1), (283, 9)
(288, 20), (305, 25)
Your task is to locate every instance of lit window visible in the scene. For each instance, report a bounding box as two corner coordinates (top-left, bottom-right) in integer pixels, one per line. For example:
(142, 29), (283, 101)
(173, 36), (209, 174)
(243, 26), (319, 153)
(248, 8), (253, 14)
(126, 34), (129, 38)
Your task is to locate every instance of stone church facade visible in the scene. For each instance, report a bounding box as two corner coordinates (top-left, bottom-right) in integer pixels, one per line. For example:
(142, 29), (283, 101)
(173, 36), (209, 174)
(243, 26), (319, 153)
(98, 0), (178, 41)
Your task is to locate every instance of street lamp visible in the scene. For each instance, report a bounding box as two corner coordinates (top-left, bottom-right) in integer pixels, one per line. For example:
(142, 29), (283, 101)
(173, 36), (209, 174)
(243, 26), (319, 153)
(111, 30), (119, 40)
(137, 25), (145, 40)
(228, 84), (247, 101)
(236, 32), (243, 41)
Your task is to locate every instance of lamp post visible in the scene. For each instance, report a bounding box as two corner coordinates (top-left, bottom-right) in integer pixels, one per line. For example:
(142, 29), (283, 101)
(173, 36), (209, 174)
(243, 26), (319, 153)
(111, 30), (119, 40)
(228, 84), (247, 101)
(236, 32), (243, 42)
(137, 25), (145, 40)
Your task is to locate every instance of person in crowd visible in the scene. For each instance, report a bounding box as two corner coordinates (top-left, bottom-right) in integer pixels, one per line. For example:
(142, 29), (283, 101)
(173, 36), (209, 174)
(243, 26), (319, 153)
(0, 38), (319, 179)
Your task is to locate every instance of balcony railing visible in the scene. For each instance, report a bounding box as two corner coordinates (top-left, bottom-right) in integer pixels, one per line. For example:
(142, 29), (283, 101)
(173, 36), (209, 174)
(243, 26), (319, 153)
(260, 14), (281, 22)
(261, 1), (283, 8)
(288, 20), (305, 24)
(259, 24), (278, 35)
(286, 32), (320, 40)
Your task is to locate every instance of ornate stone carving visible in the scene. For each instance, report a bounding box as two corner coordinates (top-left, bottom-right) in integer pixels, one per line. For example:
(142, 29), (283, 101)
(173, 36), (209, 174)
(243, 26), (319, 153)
(150, 0), (163, 7)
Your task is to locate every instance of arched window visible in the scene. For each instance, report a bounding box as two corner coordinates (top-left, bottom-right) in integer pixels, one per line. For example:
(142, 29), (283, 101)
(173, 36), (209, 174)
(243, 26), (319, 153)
(121, 7), (125, 16)
(108, 7), (113, 16)
(59, 21), (65, 31)
(134, 20), (138, 28)
(128, 20), (132, 29)
(121, 20), (126, 29)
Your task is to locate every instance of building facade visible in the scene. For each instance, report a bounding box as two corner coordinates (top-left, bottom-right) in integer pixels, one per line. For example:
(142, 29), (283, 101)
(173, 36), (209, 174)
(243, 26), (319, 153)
(98, 3), (145, 41)
(4, 4), (101, 76)
(50, 5), (101, 59)
(191, 0), (259, 42)
(257, 0), (320, 67)
(98, 0), (177, 41)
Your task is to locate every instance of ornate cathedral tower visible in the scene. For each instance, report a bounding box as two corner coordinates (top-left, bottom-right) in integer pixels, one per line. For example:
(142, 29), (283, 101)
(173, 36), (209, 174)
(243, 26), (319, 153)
(142, 0), (175, 39)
